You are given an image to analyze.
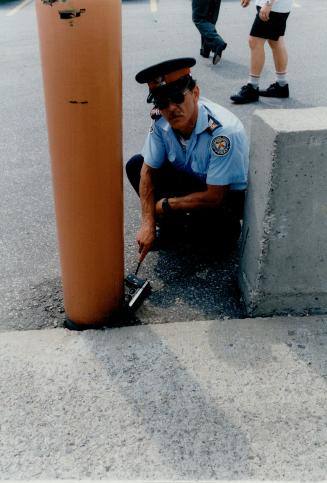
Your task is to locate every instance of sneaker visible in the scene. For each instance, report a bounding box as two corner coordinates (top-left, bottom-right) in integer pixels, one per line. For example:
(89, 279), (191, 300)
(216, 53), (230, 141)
(212, 43), (227, 65)
(230, 83), (259, 104)
(259, 82), (289, 98)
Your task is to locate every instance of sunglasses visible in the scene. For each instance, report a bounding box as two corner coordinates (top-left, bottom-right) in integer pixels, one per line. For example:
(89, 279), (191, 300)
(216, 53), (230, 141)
(154, 90), (189, 110)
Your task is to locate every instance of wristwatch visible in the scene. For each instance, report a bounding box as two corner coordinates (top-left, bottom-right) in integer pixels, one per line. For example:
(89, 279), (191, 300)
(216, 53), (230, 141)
(265, 0), (273, 5)
(162, 197), (171, 215)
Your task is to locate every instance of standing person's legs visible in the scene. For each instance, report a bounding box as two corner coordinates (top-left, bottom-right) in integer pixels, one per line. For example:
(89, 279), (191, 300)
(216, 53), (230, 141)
(210, 0), (227, 64)
(231, 4), (291, 104)
(230, 35), (265, 104)
(257, 7), (290, 98)
(200, 35), (210, 58)
(192, 0), (226, 61)
(258, 36), (290, 97)
(269, 36), (288, 73)
(249, 35), (266, 81)
(208, 0), (222, 26)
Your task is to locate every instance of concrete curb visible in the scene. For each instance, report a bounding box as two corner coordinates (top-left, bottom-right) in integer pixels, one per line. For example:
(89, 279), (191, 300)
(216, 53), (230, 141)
(1, 316), (327, 480)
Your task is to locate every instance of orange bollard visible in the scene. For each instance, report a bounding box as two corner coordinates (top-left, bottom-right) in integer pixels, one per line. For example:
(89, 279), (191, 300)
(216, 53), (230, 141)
(35, 0), (124, 328)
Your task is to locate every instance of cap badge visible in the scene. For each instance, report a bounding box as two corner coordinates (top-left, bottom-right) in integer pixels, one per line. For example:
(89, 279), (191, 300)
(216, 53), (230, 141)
(155, 76), (166, 86)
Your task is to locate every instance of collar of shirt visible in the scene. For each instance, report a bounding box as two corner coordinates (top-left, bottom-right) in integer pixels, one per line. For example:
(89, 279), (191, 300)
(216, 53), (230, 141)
(195, 103), (213, 135)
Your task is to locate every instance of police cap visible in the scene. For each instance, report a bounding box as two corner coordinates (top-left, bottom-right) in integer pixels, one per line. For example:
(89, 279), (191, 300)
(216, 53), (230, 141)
(135, 57), (196, 104)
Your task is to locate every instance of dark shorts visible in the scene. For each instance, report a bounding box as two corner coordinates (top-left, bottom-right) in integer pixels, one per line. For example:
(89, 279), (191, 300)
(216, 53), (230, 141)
(250, 6), (290, 41)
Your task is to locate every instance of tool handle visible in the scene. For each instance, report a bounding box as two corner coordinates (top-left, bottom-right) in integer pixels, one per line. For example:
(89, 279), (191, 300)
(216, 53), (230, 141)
(135, 260), (142, 276)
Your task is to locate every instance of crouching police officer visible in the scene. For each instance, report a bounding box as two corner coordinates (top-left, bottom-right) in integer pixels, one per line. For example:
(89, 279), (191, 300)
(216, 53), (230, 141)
(126, 58), (249, 262)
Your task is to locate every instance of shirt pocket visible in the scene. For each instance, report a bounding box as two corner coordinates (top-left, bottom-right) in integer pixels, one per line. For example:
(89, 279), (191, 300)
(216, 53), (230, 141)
(190, 151), (209, 175)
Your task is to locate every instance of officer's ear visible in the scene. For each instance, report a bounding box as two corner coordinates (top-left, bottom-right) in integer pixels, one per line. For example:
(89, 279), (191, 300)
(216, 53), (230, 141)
(192, 85), (200, 101)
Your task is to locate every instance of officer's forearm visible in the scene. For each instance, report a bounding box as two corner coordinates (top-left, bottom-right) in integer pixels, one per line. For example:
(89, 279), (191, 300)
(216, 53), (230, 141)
(168, 187), (227, 211)
(139, 163), (156, 225)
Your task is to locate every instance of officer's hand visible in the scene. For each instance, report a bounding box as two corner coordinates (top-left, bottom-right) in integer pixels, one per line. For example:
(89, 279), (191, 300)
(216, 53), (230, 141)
(137, 222), (156, 262)
(240, 0), (250, 7)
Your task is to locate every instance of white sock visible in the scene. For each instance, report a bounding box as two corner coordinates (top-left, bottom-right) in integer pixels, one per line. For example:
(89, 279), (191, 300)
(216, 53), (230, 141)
(276, 72), (288, 86)
(248, 74), (260, 87)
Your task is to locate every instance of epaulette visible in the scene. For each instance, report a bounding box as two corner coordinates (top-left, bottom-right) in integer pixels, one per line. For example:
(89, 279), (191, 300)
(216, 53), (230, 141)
(206, 114), (222, 135)
(150, 107), (162, 121)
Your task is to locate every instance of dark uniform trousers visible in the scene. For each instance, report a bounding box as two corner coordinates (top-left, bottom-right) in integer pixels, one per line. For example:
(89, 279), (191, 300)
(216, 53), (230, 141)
(126, 154), (245, 244)
(192, 0), (225, 54)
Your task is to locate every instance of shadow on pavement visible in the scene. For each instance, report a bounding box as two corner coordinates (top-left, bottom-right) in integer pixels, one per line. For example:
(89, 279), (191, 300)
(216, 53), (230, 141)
(88, 326), (252, 479)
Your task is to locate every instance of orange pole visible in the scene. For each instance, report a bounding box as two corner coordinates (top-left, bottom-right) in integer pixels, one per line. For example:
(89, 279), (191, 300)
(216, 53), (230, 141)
(35, 0), (124, 328)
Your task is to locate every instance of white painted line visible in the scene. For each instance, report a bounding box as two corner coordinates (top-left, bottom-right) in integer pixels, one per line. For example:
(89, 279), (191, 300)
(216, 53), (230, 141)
(6, 0), (34, 17)
(150, 0), (158, 13)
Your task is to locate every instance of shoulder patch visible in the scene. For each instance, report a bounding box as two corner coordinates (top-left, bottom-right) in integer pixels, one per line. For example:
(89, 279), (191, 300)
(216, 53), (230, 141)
(150, 107), (162, 121)
(211, 135), (231, 156)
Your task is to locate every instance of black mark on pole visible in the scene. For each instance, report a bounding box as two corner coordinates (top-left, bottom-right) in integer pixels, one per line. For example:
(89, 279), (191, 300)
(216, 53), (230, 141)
(69, 100), (89, 104)
(58, 8), (86, 19)
(41, 0), (58, 5)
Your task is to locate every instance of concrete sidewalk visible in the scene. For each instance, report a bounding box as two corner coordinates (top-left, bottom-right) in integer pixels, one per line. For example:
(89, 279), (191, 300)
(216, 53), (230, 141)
(1, 316), (327, 480)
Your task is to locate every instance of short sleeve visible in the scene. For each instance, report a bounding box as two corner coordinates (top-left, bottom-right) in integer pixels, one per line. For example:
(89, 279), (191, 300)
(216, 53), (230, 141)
(141, 123), (167, 169)
(206, 130), (249, 187)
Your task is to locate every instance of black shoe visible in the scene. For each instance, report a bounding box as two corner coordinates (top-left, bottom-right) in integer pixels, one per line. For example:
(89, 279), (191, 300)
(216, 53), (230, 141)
(212, 43), (227, 65)
(200, 47), (210, 58)
(259, 82), (289, 98)
(230, 83), (259, 104)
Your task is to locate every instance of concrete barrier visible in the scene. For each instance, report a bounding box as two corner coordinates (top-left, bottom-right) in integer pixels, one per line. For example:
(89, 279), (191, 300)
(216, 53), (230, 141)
(239, 107), (327, 316)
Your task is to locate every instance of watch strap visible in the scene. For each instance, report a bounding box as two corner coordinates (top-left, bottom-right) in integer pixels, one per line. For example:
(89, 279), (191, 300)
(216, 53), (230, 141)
(162, 197), (171, 214)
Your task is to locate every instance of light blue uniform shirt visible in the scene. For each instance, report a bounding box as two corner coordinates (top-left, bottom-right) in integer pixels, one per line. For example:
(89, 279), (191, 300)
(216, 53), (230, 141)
(142, 97), (249, 190)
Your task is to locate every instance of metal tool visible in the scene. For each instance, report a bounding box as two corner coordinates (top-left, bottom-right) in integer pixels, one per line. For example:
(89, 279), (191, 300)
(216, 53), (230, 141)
(134, 260), (142, 276)
(125, 259), (151, 310)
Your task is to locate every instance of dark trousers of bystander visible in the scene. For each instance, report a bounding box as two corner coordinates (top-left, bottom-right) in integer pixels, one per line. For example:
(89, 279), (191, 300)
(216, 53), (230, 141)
(192, 0), (225, 55)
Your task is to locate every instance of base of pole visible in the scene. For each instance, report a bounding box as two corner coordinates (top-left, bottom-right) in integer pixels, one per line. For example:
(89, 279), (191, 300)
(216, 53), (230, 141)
(61, 273), (152, 331)
(63, 306), (133, 331)
(64, 319), (105, 331)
